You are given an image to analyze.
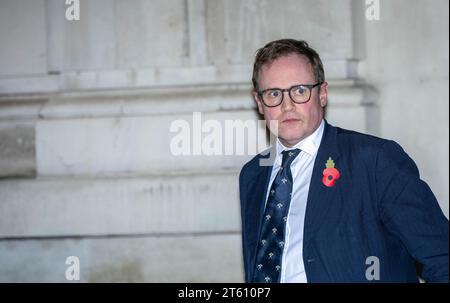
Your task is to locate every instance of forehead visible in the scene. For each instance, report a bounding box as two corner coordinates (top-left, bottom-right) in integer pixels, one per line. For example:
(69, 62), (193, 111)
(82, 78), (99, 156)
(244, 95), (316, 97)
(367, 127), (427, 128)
(258, 53), (314, 88)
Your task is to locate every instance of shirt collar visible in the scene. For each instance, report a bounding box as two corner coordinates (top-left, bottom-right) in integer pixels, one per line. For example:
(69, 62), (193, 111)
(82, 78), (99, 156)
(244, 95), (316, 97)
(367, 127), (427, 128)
(275, 119), (325, 162)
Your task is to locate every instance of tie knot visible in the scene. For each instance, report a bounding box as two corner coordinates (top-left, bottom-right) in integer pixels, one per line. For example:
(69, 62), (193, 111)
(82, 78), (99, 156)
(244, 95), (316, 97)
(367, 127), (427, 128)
(281, 149), (301, 168)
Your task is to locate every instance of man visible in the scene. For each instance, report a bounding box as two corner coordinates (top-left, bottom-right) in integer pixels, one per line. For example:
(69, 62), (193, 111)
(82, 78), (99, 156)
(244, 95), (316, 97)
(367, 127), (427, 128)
(239, 39), (449, 283)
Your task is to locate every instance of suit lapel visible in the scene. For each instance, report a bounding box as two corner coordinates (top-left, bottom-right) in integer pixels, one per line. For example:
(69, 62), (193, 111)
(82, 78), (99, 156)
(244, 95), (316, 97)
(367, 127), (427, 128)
(304, 121), (342, 243)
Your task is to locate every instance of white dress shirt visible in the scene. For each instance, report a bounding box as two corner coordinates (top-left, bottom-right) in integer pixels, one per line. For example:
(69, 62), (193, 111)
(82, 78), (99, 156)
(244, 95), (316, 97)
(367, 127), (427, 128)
(264, 119), (325, 283)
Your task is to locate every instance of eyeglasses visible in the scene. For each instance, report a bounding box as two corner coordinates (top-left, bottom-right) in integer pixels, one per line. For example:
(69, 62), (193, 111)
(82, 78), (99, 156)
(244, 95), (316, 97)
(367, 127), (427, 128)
(257, 82), (323, 107)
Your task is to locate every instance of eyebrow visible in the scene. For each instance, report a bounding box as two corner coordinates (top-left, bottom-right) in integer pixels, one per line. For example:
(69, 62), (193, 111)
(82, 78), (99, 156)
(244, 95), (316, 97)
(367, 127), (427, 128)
(259, 83), (315, 92)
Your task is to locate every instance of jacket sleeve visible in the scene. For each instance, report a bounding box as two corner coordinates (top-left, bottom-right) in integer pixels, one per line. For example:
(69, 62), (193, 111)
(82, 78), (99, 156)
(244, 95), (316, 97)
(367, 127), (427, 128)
(239, 163), (250, 283)
(376, 140), (449, 283)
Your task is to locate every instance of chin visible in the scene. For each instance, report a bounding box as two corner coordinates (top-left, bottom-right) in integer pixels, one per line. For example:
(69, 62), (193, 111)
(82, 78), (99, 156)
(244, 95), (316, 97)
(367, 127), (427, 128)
(278, 133), (304, 147)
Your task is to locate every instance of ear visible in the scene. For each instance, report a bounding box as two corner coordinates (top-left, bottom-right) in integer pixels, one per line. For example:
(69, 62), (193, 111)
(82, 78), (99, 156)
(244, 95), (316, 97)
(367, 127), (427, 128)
(319, 82), (328, 108)
(253, 91), (264, 115)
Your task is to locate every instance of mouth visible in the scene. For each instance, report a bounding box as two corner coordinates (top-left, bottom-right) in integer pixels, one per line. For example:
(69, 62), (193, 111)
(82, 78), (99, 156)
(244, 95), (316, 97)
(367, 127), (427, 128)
(282, 118), (300, 123)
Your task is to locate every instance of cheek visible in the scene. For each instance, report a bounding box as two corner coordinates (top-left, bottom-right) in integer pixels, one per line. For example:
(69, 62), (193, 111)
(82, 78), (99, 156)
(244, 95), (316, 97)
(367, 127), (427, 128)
(263, 108), (282, 132)
(263, 107), (280, 122)
(304, 100), (323, 119)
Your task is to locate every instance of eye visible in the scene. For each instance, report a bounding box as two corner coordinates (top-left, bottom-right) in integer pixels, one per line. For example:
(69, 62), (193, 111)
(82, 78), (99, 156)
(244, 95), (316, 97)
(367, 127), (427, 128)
(266, 90), (281, 98)
(292, 86), (306, 96)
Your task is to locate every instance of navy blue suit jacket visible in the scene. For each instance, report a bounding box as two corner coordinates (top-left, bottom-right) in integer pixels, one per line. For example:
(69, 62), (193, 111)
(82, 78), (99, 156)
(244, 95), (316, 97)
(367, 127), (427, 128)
(239, 121), (449, 282)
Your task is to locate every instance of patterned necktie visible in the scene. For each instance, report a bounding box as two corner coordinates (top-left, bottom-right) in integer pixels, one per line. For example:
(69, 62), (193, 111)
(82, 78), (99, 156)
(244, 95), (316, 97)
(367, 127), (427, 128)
(253, 148), (301, 283)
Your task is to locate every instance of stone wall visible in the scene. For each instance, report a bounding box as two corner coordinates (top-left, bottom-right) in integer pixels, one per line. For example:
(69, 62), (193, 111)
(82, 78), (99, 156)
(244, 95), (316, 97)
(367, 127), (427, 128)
(0, 0), (447, 282)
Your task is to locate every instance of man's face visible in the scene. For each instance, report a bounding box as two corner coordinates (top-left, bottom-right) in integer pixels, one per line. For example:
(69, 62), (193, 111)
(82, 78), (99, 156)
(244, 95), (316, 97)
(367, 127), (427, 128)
(253, 53), (328, 147)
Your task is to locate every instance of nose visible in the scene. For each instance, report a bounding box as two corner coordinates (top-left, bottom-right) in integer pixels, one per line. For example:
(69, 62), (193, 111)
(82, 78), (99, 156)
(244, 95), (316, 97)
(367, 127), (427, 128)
(280, 90), (295, 112)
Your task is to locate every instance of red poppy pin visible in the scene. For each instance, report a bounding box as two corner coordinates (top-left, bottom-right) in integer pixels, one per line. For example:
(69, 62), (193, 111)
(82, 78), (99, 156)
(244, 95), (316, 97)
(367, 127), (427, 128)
(322, 157), (340, 187)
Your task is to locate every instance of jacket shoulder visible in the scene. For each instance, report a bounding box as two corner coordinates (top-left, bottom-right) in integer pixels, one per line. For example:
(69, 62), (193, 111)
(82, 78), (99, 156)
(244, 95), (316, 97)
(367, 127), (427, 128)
(239, 147), (272, 183)
(332, 125), (419, 175)
(335, 126), (389, 147)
